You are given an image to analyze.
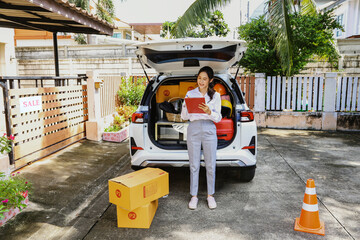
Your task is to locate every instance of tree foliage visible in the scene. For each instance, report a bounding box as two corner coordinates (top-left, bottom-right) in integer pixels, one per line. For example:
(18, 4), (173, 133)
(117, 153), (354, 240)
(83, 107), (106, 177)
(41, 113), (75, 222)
(69, 0), (116, 44)
(172, 0), (319, 75)
(68, 0), (89, 11)
(96, 0), (116, 23)
(238, 11), (343, 76)
(161, 10), (229, 39)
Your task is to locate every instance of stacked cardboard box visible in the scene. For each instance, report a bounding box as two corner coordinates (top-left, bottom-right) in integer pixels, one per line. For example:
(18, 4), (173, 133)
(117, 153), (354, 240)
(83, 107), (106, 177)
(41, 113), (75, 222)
(108, 168), (169, 228)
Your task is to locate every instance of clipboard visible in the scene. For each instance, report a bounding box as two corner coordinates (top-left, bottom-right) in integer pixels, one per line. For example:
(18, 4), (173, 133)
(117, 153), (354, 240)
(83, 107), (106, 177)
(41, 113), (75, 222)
(185, 97), (206, 114)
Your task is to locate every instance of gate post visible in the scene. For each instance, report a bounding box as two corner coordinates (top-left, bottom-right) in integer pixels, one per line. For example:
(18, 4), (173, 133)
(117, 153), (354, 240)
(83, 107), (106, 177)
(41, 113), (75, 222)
(0, 80), (13, 173)
(254, 73), (266, 112)
(86, 71), (103, 141)
(254, 73), (266, 127)
(322, 72), (338, 130)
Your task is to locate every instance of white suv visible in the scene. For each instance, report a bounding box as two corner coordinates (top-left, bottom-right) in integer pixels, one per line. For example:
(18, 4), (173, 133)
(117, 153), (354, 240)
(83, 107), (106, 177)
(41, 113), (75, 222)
(129, 39), (257, 182)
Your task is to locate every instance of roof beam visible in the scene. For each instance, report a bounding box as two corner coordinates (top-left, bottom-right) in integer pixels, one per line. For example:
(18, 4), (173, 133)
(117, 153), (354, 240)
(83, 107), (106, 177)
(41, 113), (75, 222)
(0, 1), (50, 12)
(0, 14), (44, 31)
(0, 14), (99, 34)
(2, 14), (76, 25)
(0, 20), (40, 30)
(30, 0), (113, 35)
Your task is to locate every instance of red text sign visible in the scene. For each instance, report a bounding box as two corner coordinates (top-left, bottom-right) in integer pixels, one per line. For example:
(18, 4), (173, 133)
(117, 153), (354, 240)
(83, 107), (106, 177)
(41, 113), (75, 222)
(19, 96), (42, 113)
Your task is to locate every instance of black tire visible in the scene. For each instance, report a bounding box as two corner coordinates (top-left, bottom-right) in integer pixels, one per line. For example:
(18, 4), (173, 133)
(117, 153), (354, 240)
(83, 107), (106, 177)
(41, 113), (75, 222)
(237, 166), (256, 182)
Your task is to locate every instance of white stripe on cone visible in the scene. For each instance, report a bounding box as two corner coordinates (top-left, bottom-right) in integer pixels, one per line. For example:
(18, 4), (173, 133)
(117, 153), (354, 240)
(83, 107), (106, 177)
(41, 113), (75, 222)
(302, 202), (319, 212)
(305, 187), (316, 195)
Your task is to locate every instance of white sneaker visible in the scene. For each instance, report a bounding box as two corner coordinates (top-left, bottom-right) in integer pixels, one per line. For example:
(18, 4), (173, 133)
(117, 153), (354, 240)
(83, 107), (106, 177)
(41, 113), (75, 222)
(188, 196), (198, 210)
(207, 196), (217, 209)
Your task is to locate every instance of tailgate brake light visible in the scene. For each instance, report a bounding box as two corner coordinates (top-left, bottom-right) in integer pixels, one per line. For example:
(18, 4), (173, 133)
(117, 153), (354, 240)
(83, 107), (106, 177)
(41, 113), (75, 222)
(240, 111), (254, 122)
(132, 112), (144, 123)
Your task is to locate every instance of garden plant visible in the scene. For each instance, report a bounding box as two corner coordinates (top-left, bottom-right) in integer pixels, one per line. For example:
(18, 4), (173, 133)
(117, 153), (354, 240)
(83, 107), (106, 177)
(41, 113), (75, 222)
(104, 77), (146, 133)
(0, 134), (14, 155)
(0, 171), (32, 221)
(1, 134), (32, 223)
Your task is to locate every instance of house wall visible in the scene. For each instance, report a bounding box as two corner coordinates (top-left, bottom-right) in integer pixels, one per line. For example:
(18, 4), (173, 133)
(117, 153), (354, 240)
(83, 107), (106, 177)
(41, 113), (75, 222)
(333, 0), (360, 39)
(15, 44), (156, 77)
(14, 29), (75, 47)
(15, 39), (360, 77)
(0, 28), (17, 135)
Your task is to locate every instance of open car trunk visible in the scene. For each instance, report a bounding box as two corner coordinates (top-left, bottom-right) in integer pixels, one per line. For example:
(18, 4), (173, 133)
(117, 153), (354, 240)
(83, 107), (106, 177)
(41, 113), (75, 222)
(135, 39), (246, 75)
(147, 77), (238, 150)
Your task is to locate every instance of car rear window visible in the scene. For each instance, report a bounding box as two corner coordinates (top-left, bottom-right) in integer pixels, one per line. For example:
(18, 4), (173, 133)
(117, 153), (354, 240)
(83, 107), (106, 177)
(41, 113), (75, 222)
(143, 45), (237, 64)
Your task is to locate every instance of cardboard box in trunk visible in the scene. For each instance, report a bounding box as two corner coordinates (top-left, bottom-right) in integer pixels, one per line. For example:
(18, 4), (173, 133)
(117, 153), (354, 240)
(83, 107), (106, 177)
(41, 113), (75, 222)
(109, 168), (169, 211)
(156, 85), (179, 103)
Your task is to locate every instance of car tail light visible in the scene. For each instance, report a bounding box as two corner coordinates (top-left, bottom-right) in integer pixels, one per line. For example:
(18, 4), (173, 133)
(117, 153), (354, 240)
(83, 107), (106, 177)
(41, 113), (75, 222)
(240, 111), (254, 122)
(132, 112), (144, 123)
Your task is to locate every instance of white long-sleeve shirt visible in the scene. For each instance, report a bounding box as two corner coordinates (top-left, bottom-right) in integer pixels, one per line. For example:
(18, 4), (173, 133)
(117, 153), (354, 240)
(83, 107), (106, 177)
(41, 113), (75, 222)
(181, 87), (222, 123)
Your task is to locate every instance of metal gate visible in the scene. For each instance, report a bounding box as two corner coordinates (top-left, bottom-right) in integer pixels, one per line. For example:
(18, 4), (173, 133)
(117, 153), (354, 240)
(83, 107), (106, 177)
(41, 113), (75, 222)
(0, 75), (88, 169)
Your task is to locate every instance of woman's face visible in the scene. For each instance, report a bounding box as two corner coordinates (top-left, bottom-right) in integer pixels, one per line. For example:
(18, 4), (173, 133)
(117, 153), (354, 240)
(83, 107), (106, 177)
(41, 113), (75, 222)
(197, 71), (213, 91)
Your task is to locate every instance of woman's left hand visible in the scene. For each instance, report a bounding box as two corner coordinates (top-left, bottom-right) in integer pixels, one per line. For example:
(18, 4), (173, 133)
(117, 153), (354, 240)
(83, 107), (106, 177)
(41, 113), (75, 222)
(198, 103), (211, 115)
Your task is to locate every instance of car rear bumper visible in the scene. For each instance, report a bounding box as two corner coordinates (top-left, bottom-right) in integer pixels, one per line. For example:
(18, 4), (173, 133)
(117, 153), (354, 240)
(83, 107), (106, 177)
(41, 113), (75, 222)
(136, 159), (255, 168)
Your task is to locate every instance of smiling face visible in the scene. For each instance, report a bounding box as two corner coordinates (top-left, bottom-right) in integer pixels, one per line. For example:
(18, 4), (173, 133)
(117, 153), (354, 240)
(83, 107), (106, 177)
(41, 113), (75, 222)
(197, 71), (213, 93)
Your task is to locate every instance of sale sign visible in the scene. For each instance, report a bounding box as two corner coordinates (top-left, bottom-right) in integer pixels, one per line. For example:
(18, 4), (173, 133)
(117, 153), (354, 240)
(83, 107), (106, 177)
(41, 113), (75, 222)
(19, 96), (42, 113)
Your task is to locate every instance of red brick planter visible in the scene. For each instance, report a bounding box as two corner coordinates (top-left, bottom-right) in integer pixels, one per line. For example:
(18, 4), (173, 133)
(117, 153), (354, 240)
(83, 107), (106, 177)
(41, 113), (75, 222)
(0, 191), (29, 227)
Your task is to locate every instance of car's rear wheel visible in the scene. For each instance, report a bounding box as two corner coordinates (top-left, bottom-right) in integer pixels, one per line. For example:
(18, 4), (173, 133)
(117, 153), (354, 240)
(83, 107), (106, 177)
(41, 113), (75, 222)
(237, 166), (256, 182)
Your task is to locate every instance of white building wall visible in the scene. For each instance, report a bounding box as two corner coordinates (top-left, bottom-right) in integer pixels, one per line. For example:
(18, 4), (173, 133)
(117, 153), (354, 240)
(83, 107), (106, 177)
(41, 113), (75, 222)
(16, 38), (76, 47)
(0, 28), (17, 135)
(0, 28), (17, 75)
(333, 0), (360, 39)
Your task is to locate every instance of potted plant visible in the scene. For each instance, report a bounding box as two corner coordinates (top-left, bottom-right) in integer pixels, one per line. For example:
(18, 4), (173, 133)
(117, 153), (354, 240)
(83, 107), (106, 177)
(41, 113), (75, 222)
(102, 77), (145, 143)
(102, 106), (136, 143)
(0, 171), (32, 227)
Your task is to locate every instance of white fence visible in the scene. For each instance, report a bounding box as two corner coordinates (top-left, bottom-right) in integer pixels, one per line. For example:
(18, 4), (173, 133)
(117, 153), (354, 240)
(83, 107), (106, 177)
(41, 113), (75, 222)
(265, 76), (324, 111)
(262, 74), (359, 112)
(336, 77), (360, 112)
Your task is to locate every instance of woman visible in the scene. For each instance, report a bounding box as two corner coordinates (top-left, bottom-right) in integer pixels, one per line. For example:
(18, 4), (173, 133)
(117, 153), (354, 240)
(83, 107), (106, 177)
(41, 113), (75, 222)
(181, 66), (222, 210)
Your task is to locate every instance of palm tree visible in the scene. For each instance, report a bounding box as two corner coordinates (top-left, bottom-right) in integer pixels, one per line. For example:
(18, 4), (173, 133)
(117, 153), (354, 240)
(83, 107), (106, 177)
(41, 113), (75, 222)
(172, 0), (317, 76)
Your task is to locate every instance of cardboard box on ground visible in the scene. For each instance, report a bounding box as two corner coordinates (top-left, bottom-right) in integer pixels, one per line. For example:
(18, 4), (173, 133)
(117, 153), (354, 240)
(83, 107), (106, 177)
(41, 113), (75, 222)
(108, 168), (169, 228)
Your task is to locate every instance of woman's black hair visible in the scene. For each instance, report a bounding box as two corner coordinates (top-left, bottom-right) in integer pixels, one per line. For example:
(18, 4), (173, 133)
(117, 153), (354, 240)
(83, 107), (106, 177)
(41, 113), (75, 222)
(198, 66), (215, 100)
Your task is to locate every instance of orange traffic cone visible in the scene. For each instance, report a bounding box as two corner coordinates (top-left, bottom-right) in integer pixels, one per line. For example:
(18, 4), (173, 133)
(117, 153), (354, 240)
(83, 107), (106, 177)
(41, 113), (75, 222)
(294, 179), (325, 236)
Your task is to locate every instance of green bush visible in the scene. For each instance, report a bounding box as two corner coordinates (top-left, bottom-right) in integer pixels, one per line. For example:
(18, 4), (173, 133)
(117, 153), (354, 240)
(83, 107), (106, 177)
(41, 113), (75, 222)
(117, 77), (146, 106)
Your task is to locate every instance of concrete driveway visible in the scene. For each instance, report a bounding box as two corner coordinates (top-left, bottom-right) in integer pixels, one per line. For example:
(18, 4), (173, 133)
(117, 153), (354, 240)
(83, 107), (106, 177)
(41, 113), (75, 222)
(0, 129), (359, 240)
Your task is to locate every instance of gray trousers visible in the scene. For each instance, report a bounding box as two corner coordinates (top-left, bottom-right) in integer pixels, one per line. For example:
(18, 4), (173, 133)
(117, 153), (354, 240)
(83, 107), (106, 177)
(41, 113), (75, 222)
(187, 120), (217, 196)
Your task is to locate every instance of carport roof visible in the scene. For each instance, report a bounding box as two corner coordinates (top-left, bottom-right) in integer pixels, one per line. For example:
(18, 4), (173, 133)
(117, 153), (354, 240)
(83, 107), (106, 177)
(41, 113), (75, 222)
(129, 23), (162, 35)
(0, 0), (115, 35)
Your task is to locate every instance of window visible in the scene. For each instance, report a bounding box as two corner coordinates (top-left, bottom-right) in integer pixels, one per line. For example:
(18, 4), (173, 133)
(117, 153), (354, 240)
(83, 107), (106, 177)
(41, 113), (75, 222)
(125, 33), (132, 40)
(112, 33), (122, 39)
(336, 14), (344, 37)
